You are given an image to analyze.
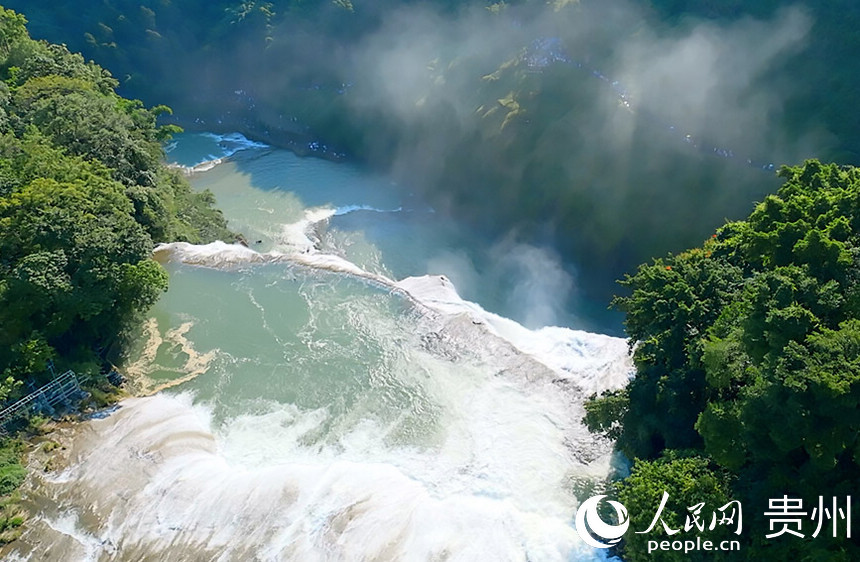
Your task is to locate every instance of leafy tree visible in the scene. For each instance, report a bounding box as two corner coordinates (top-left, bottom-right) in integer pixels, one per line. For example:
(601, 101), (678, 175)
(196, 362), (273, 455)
(609, 248), (744, 458)
(0, 7), (233, 386)
(588, 160), (860, 559)
(583, 387), (628, 441)
(615, 453), (736, 562)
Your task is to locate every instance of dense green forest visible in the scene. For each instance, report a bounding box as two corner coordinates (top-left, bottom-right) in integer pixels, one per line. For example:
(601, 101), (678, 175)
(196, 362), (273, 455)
(0, 1), (857, 556)
(0, 6), (233, 397)
(9, 0), (860, 312)
(586, 160), (860, 559)
(0, 7), (234, 540)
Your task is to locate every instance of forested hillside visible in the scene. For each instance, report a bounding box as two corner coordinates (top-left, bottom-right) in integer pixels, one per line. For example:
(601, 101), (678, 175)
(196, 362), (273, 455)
(9, 0), (860, 163)
(586, 160), (860, 560)
(8, 0), (859, 310)
(0, 7), (233, 397)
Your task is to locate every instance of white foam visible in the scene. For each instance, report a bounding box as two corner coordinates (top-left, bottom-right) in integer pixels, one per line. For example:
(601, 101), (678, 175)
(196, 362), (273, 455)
(167, 132), (269, 173)
(189, 158), (223, 173)
(396, 275), (632, 392)
(201, 132), (270, 159)
(40, 512), (110, 562)
(333, 204), (403, 216)
(12, 348), (614, 560)
(274, 206), (338, 254)
(275, 205), (402, 253)
(153, 240), (392, 287)
(290, 251), (388, 280)
(153, 242), (632, 393)
(167, 157), (225, 175)
(153, 207), (398, 285)
(153, 241), (284, 268)
(78, 205), (637, 562)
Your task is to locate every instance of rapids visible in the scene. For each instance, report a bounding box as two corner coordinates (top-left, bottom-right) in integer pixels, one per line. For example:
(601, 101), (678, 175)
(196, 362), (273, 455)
(1, 133), (633, 562)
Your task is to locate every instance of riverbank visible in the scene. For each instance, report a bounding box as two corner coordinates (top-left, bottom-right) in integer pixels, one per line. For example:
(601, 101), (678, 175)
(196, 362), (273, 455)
(0, 354), (195, 549)
(0, 388), (116, 547)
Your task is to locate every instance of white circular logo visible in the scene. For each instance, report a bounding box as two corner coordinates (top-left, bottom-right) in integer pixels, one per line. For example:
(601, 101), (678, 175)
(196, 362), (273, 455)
(575, 495), (630, 549)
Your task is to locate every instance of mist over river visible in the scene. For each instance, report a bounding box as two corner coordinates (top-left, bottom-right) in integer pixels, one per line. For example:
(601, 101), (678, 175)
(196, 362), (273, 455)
(1, 133), (632, 561)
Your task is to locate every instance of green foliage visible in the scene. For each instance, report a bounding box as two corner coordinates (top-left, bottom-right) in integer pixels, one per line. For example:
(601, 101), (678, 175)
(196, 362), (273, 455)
(83, 376), (126, 409)
(10, 74), (163, 186)
(0, 8), (233, 386)
(0, 438), (25, 542)
(0, 8), (29, 67)
(698, 318), (860, 494)
(583, 388), (628, 441)
(607, 248), (745, 458)
(588, 160), (860, 558)
(615, 453), (736, 561)
(0, 8), (238, 511)
(0, 440), (24, 495)
(0, 168), (163, 375)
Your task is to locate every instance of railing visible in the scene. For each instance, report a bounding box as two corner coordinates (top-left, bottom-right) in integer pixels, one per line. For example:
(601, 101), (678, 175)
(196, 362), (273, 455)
(0, 370), (82, 431)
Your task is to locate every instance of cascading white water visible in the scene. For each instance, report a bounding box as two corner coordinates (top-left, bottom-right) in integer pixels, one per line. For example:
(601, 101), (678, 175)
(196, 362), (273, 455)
(2, 134), (632, 562)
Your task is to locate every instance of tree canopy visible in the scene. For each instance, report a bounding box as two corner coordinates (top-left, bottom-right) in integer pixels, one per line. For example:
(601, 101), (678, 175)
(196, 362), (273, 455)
(588, 160), (860, 559)
(0, 7), (233, 394)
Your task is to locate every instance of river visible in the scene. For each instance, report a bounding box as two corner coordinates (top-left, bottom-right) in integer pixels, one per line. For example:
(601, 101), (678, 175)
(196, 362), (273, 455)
(1, 133), (632, 562)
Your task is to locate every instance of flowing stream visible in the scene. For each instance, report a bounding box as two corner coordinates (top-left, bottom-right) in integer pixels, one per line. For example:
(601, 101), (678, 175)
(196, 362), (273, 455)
(2, 133), (632, 562)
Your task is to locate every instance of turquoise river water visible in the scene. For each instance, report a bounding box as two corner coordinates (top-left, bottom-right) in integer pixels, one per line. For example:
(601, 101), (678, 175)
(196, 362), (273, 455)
(1, 133), (632, 562)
